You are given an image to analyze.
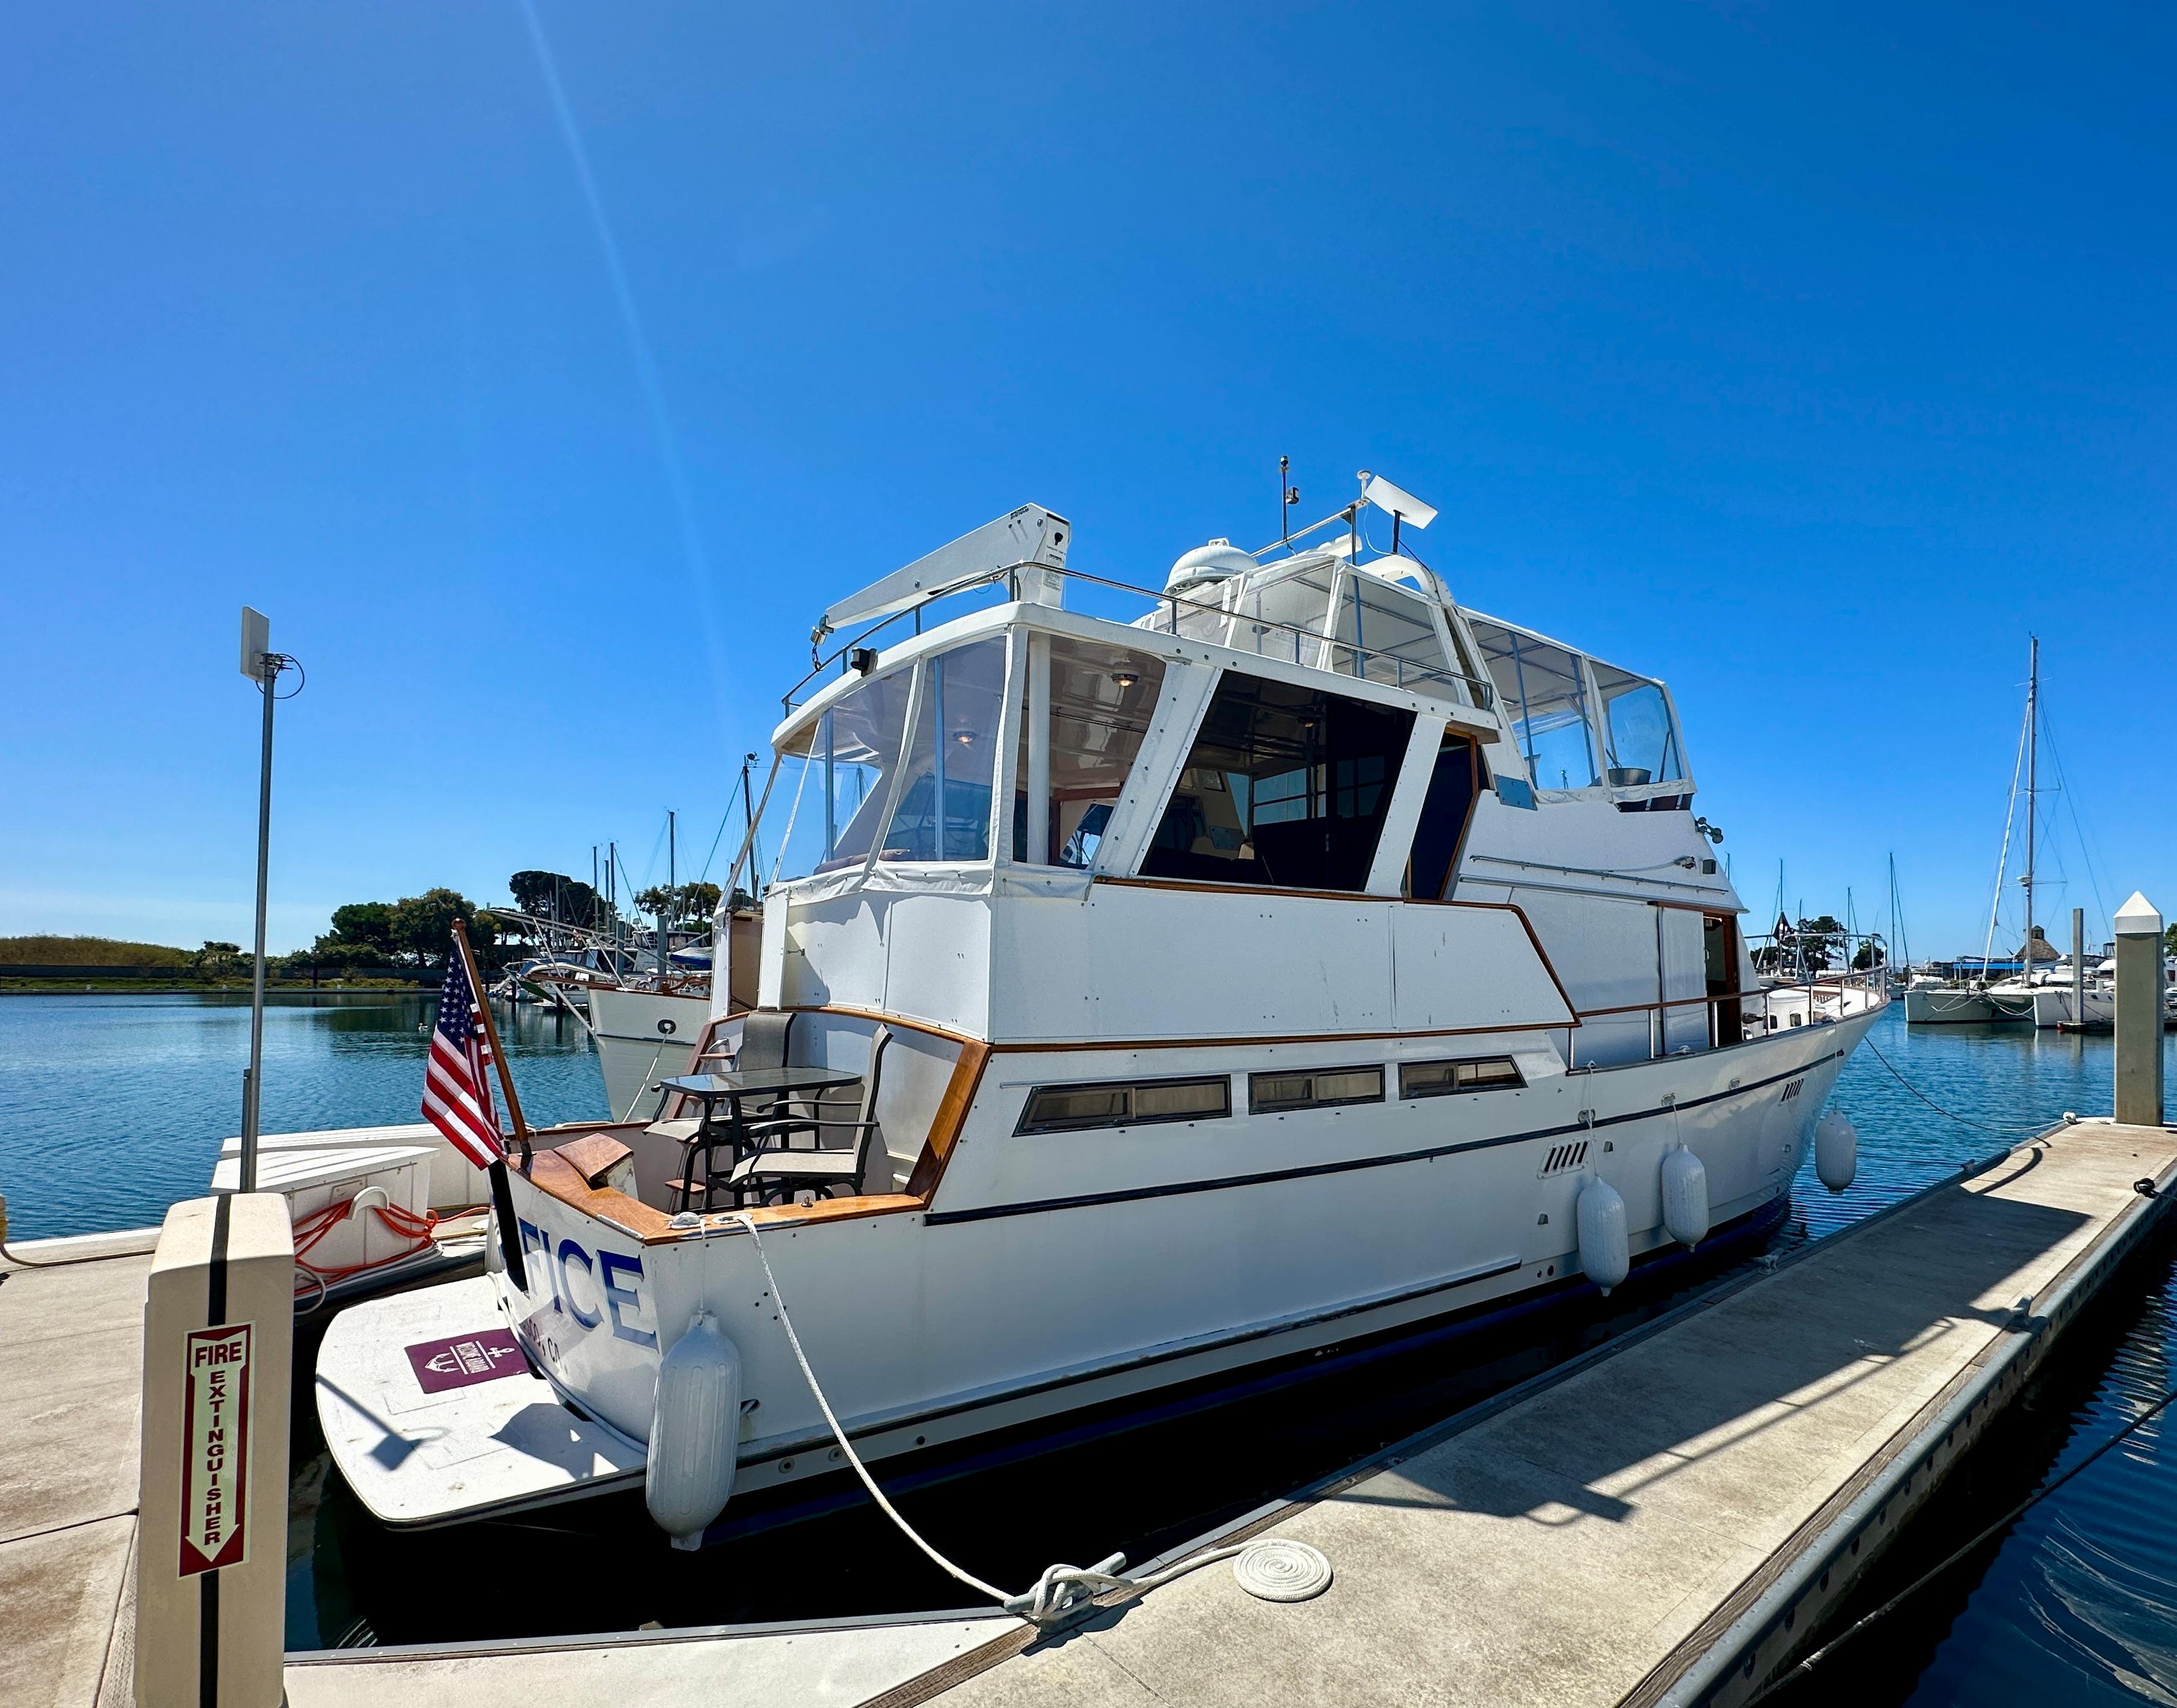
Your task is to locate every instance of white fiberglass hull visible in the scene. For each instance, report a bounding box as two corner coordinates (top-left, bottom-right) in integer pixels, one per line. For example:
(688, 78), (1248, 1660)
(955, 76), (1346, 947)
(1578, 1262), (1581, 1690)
(586, 985), (712, 1120)
(320, 1002), (1879, 1531)
(2031, 985), (2112, 1029)
(1904, 986), (2030, 1025)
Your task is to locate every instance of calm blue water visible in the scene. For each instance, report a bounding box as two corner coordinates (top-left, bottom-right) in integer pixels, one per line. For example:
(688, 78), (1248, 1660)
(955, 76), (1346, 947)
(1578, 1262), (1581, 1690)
(0, 991), (607, 1239)
(1783, 1011), (2177, 1708)
(4, 994), (2171, 1696)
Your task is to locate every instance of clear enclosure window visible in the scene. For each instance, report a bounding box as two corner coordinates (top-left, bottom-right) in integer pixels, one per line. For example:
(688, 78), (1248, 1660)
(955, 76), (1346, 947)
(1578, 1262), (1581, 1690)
(807, 666), (917, 874)
(1591, 661), (1684, 784)
(1141, 671), (1415, 891)
(1012, 637), (1168, 867)
(881, 637), (1007, 862)
(1469, 619), (1598, 791)
(1212, 559), (1339, 660)
(1329, 573), (1463, 701)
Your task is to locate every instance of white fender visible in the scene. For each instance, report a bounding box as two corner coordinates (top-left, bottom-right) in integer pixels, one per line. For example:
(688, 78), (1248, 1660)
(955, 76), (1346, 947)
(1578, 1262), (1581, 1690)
(1576, 1176), (1630, 1295)
(646, 1311), (742, 1549)
(1815, 1110), (1857, 1194)
(1660, 1146), (1710, 1249)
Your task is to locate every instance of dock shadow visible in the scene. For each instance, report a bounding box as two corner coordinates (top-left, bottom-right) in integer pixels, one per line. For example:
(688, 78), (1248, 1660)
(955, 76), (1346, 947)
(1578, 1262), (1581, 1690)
(1329, 1183), (2094, 1531)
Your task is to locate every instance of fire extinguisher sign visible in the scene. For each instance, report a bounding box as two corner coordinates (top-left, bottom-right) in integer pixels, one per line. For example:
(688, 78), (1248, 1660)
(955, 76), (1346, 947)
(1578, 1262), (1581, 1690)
(178, 1323), (251, 1576)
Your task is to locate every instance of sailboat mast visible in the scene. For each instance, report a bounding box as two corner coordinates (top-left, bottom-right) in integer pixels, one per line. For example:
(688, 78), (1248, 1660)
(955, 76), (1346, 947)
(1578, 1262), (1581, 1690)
(2023, 635), (2037, 973)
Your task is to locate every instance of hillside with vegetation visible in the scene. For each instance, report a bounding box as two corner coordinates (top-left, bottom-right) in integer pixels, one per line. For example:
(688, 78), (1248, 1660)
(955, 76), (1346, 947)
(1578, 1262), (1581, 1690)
(0, 935), (197, 967)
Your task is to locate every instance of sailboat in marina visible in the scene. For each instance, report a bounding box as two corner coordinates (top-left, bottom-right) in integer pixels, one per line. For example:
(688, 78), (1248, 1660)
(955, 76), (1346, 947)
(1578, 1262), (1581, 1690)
(1906, 636), (2048, 1026)
(312, 479), (1887, 1547)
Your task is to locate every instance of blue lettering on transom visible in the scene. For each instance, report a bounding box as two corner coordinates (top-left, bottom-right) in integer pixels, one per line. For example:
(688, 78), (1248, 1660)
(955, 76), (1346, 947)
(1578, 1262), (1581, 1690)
(599, 1250), (657, 1348)
(557, 1239), (602, 1329)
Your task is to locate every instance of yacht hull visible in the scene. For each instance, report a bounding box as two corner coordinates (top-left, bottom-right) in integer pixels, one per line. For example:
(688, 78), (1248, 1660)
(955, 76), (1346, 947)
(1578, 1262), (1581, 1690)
(587, 984), (712, 1119)
(1904, 987), (2030, 1025)
(320, 1004), (1877, 1531)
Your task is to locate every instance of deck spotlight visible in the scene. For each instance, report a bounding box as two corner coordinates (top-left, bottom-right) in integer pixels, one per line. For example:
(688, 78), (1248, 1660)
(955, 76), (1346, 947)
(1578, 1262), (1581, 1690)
(848, 647), (879, 676)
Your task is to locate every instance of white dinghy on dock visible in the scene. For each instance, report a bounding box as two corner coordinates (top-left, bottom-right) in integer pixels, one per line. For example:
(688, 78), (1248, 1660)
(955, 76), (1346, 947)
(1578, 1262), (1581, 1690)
(316, 485), (1888, 1545)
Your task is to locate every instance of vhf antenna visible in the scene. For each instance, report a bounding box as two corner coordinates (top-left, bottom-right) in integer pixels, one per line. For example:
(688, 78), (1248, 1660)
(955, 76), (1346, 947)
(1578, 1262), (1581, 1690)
(1280, 455), (1297, 546)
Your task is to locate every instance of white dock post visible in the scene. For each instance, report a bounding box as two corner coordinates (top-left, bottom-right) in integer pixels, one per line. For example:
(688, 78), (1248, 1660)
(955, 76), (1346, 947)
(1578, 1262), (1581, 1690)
(2072, 906), (2086, 1030)
(135, 1195), (294, 1708)
(2114, 892), (2165, 1127)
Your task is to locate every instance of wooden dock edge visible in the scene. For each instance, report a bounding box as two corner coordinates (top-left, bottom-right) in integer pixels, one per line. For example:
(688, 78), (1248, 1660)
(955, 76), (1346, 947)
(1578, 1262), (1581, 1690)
(1636, 1123), (2177, 1708)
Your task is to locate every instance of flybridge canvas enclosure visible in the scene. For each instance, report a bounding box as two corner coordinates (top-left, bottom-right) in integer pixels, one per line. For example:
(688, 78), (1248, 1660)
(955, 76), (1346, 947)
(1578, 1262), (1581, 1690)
(820, 504), (1072, 636)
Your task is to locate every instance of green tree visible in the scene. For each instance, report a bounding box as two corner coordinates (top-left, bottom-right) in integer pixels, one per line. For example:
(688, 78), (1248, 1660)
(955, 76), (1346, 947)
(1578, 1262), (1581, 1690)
(508, 870), (599, 925)
(193, 941), (247, 979)
(320, 901), (395, 956)
(635, 882), (723, 930)
(1794, 915), (1847, 972)
(388, 890), (495, 968)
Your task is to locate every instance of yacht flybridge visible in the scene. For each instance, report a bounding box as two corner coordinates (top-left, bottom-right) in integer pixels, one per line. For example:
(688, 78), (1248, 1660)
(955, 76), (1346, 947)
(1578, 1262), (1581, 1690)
(318, 485), (1885, 1547)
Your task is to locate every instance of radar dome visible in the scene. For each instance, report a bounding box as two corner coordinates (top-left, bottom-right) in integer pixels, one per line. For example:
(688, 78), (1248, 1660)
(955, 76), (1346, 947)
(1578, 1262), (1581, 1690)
(1166, 539), (1256, 597)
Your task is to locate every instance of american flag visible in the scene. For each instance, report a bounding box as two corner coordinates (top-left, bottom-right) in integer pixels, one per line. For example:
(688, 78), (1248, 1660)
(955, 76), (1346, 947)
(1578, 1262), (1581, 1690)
(422, 939), (504, 1169)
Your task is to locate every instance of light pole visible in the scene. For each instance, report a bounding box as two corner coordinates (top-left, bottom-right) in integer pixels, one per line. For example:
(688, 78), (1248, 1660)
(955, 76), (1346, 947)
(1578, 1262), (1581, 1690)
(238, 607), (295, 1194)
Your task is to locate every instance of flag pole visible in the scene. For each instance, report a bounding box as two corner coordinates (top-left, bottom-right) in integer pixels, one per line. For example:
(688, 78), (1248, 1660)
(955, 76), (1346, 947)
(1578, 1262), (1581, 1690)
(453, 919), (530, 1292)
(455, 918), (530, 1164)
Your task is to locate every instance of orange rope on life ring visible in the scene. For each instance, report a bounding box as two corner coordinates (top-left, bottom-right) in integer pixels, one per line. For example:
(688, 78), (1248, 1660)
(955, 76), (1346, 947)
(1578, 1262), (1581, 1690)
(288, 1196), (491, 1295)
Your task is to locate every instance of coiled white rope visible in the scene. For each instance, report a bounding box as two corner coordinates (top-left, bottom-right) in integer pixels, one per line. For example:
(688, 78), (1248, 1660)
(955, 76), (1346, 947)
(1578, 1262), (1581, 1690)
(728, 1212), (1327, 1624)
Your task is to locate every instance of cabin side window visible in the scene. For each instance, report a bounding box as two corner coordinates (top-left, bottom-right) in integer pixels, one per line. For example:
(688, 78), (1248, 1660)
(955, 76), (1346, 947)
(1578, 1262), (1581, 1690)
(1591, 661), (1685, 786)
(1468, 619), (1598, 793)
(1011, 636), (1169, 868)
(1398, 1056), (1524, 1097)
(1405, 732), (1481, 900)
(1249, 1065), (1386, 1113)
(1016, 1075), (1231, 1134)
(1141, 672), (1415, 891)
(878, 637), (1009, 863)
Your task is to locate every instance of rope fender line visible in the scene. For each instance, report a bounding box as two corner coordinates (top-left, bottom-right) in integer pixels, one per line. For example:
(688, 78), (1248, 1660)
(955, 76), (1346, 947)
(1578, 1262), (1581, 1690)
(727, 1211), (1323, 1626)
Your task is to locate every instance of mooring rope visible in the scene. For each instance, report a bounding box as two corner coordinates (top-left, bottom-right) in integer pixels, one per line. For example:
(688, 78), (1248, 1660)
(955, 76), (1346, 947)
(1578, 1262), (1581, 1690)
(1746, 1379), (2177, 1704)
(1859, 1036), (2048, 1137)
(728, 1210), (1309, 1624)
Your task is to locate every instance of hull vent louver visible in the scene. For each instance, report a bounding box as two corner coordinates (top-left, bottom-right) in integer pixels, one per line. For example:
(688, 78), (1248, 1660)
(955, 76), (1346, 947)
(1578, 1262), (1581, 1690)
(1540, 1140), (1591, 1177)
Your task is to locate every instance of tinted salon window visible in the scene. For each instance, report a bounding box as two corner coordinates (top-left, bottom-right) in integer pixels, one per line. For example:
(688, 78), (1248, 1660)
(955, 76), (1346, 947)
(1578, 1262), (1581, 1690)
(1142, 672), (1414, 892)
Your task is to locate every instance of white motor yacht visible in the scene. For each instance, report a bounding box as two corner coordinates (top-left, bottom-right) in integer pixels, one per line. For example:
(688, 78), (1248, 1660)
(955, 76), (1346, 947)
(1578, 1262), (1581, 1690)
(317, 489), (1886, 1545)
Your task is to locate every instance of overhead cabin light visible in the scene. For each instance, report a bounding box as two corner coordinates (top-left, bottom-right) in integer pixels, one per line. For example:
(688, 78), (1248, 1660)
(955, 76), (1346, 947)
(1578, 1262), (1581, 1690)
(1112, 671), (1139, 690)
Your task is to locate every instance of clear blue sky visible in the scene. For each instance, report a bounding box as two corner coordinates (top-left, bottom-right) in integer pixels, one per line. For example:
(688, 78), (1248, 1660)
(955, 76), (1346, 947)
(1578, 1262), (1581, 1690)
(4, 4), (2170, 957)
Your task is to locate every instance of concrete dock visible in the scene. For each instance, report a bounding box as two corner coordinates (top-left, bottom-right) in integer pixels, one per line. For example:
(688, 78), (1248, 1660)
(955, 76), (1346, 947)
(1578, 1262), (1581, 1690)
(7, 1117), (2173, 1708)
(1, 1230), (158, 1708)
(888, 1118), (2177, 1708)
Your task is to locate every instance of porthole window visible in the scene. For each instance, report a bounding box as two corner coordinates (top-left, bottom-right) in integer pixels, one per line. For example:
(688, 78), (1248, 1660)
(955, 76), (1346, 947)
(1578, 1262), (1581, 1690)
(1249, 1065), (1385, 1114)
(1017, 1076), (1230, 1135)
(1399, 1057), (1525, 1099)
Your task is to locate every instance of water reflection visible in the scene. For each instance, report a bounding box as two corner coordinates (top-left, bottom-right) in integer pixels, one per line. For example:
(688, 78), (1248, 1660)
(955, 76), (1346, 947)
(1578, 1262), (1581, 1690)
(0, 992), (606, 1237)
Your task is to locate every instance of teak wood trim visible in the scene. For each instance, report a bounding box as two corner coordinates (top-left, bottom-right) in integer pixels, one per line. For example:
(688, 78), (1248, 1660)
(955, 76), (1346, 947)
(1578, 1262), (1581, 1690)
(521, 1124), (928, 1240)
(905, 1039), (993, 1201)
(524, 1145), (682, 1241)
(783, 1003), (987, 1050)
